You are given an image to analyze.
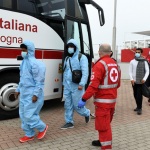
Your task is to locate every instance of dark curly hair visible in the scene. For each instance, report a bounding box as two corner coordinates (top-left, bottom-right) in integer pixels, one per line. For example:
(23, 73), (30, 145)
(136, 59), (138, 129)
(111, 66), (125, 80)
(136, 48), (143, 53)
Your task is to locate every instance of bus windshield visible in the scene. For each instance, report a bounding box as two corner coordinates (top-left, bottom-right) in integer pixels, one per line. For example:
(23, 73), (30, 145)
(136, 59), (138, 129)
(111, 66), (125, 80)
(36, 0), (65, 19)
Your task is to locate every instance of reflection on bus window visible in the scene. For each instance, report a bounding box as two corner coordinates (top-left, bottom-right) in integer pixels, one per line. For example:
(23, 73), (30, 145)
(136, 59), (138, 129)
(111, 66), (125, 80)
(17, 0), (36, 13)
(81, 24), (90, 55)
(75, 0), (83, 19)
(67, 20), (81, 52)
(66, 0), (88, 21)
(0, 0), (12, 9)
(36, 0), (65, 19)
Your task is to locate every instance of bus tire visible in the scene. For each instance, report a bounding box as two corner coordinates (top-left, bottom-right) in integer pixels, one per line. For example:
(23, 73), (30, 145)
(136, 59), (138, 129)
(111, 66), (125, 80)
(0, 73), (19, 120)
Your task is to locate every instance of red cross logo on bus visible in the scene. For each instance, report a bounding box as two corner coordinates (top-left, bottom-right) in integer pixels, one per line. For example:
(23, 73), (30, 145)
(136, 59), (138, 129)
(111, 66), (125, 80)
(110, 68), (118, 82)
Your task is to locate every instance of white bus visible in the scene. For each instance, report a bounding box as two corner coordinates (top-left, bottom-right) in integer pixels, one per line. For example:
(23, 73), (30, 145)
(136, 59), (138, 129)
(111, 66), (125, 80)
(0, 0), (105, 119)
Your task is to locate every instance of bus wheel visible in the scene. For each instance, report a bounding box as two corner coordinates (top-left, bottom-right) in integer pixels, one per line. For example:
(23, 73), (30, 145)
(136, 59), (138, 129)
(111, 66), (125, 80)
(0, 73), (19, 120)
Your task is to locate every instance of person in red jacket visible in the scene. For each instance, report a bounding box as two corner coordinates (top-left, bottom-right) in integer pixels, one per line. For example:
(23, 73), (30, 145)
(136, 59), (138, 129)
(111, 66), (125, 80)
(78, 44), (121, 150)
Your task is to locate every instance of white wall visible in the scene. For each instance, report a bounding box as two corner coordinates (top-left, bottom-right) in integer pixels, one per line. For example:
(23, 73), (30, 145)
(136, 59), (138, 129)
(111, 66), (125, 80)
(119, 63), (130, 79)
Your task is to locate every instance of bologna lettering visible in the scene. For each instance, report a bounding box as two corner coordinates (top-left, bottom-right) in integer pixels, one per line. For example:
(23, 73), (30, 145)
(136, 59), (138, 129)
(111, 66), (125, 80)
(0, 35), (23, 45)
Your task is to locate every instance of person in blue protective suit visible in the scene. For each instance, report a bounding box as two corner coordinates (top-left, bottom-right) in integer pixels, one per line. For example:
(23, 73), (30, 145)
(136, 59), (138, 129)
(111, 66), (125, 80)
(14, 40), (48, 143)
(61, 39), (90, 129)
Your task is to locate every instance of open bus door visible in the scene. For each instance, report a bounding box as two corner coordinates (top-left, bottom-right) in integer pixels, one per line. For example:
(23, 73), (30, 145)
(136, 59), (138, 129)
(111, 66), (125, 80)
(64, 0), (105, 87)
(64, 17), (93, 87)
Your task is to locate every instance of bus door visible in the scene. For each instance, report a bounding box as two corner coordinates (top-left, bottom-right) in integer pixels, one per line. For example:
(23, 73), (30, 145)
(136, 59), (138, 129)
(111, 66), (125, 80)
(64, 0), (105, 86)
(65, 17), (93, 86)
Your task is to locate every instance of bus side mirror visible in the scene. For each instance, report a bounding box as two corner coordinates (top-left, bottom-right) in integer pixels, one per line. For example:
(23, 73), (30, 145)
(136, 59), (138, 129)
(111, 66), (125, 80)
(17, 55), (23, 60)
(79, 0), (105, 26)
(98, 10), (105, 26)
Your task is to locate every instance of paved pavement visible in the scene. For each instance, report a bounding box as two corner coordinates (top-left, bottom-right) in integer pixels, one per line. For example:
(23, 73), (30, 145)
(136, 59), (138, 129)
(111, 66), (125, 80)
(0, 80), (150, 150)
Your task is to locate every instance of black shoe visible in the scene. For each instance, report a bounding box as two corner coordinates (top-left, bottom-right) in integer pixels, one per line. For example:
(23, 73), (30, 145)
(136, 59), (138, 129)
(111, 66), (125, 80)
(134, 108), (138, 111)
(92, 140), (101, 146)
(85, 115), (90, 123)
(137, 109), (142, 115)
(61, 123), (74, 129)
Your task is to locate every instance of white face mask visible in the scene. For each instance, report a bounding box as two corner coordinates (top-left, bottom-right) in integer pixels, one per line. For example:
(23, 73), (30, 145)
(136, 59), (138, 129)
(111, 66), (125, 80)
(68, 48), (74, 54)
(21, 52), (27, 58)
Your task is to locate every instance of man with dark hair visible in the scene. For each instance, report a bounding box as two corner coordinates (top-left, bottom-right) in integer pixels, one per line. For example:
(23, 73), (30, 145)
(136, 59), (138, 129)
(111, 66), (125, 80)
(15, 40), (48, 143)
(129, 48), (149, 115)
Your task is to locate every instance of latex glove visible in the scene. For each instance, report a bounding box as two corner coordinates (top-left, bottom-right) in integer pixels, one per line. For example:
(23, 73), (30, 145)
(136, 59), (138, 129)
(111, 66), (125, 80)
(78, 99), (86, 108)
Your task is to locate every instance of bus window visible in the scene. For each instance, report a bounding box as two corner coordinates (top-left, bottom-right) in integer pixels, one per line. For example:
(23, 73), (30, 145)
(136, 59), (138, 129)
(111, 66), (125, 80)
(74, 0), (83, 19)
(36, 0), (65, 19)
(67, 20), (81, 52)
(17, 0), (36, 14)
(81, 24), (90, 55)
(66, 0), (88, 21)
(0, 0), (12, 9)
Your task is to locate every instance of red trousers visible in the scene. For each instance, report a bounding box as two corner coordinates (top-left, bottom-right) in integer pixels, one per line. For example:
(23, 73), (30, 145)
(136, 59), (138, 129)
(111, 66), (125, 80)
(95, 106), (114, 150)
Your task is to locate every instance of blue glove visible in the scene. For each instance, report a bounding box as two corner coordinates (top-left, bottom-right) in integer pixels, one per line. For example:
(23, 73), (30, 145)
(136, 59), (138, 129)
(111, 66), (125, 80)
(78, 99), (86, 108)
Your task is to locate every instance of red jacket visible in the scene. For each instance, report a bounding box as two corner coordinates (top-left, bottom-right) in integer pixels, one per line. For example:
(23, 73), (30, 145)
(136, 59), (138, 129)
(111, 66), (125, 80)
(82, 55), (121, 108)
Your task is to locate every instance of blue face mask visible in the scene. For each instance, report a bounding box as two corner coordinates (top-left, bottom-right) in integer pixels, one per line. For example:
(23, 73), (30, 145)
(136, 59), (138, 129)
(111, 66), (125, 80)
(68, 48), (74, 54)
(21, 52), (27, 58)
(135, 53), (140, 58)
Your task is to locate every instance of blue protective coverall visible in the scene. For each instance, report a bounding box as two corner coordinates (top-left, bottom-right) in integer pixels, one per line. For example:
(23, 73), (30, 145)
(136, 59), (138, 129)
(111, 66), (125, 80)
(63, 39), (90, 124)
(16, 41), (46, 137)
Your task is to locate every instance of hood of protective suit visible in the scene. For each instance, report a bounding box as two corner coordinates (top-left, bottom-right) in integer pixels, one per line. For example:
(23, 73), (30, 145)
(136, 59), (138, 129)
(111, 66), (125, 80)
(67, 39), (79, 56)
(22, 40), (35, 57)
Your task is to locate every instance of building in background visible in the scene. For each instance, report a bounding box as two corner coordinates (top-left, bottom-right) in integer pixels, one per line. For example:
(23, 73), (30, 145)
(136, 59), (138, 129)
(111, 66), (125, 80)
(121, 39), (150, 62)
(120, 32), (150, 79)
